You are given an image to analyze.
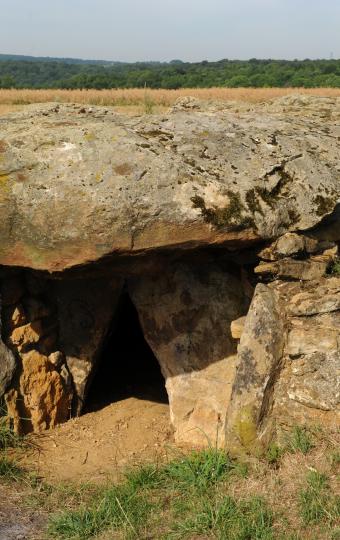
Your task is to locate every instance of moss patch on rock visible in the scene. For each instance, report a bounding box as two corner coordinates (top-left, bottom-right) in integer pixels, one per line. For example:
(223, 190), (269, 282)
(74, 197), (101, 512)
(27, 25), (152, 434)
(191, 192), (255, 231)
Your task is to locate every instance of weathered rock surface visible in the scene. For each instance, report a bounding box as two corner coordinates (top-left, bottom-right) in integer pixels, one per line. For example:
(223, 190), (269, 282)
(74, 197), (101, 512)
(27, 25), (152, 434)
(226, 276), (340, 454)
(226, 284), (285, 454)
(272, 278), (340, 433)
(0, 289), (17, 396)
(230, 316), (246, 340)
(51, 277), (123, 409)
(0, 96), (339, 271)
(6, 350), (71, 433)
(129, 262), (248, 445)
(0, 337), (16, 397)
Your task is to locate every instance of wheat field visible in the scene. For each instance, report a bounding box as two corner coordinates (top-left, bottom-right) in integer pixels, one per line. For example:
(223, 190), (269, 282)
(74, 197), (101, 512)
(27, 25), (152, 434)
(0, 87), (339, 116)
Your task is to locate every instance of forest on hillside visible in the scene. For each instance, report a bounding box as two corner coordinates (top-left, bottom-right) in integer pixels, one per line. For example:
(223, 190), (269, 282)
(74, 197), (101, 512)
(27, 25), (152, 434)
(0, 57), (340, 88)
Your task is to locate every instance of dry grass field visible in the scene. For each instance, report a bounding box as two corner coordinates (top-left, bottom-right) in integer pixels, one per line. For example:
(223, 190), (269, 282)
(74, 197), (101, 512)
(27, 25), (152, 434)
(0, 87), (340, 116)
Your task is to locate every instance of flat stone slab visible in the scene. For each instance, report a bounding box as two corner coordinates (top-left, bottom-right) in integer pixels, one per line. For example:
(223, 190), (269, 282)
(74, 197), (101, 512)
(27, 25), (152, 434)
(0, 96), (339, 271)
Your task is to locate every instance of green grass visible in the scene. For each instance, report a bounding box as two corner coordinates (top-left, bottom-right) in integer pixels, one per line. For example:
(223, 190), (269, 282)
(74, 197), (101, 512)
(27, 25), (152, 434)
(0, 455), (23, 481)
(0, 413), (25, 481)
(298, 470), (340, 526)
(47, 449), (255, 540)
(329, 451), (340, 468)
(1, 426), (338, 540)
(287, 426), (315, 455)
(265, 425), (316, 466)
(48, 483), (151, 540)
(162, 447), (246, 491)
(329, 257), (340, 275)
(124, 462), (165, 490)
(0, 417), (22, 450)
(266, 442), (285, 466)
(41, 442), (340, 539)
(170, 495), (275, 540)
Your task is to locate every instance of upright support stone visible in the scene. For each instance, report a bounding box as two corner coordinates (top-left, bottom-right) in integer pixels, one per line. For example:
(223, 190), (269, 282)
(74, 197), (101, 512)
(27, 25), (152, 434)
(225, 284), (286, 455)
(129, 262), (248, 447)
(0, 337), (16, 401)
(52, 277), (124, 411)
(0, 291), (17, 400)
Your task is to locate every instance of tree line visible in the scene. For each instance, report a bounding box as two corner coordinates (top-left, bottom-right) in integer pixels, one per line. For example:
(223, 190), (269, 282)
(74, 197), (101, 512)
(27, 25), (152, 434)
(0, 57), (340, 89)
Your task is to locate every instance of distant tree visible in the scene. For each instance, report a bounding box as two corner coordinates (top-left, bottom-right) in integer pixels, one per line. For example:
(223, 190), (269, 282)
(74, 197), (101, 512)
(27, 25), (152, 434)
(0, 74), (16, 88)
(1, 57), (340, 89)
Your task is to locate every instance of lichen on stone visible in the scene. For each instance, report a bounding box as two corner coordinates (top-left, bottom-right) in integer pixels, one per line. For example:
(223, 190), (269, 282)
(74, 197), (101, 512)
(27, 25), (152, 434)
(314, 194), (336, 216)
(245, 189), (264, 216)
(191, 192), (255, 231)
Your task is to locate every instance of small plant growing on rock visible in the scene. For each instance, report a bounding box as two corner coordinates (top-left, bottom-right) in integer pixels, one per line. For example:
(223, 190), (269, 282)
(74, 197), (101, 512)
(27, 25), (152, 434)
(329, 257), (340, 275)
(191, 192), (255, 231)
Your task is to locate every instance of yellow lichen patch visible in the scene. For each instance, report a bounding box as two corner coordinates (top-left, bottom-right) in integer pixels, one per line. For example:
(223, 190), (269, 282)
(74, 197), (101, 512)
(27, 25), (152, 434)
(84, 132), (96, 142)
(0, 174), (11, 195)
(234, 405), (258, 447)
(0, 177), (10, 204)
(95, 171), (103, 182)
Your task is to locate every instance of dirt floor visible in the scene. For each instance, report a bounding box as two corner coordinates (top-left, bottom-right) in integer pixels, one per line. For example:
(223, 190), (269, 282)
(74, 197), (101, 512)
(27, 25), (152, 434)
(23, 396), (172, 484)
(0, 397), (172, 539)
(0, 483), (44, 540)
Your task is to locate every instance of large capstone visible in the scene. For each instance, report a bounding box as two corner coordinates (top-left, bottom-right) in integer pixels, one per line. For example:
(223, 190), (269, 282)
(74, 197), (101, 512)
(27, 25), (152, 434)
(0, 97), (339, 271)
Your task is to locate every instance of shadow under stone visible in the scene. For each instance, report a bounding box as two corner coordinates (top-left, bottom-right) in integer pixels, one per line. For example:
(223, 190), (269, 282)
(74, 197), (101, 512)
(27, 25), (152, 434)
(83, 291), (168, 413)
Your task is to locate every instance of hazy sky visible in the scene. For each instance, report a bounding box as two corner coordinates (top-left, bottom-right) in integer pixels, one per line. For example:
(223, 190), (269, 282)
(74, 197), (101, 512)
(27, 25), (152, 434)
(0, 0), (339, 62)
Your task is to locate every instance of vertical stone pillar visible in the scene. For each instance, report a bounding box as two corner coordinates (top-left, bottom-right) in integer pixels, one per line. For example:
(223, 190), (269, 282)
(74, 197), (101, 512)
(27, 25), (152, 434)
(129, 262), (247, 446)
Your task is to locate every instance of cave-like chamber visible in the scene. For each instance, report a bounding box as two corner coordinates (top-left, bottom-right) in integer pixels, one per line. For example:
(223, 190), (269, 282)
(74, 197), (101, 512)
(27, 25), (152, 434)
(84, 290), (168, 413)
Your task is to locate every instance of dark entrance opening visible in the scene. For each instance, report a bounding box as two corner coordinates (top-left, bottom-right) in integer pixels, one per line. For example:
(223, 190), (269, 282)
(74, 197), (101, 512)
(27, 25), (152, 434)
(84, 292), (168, 413)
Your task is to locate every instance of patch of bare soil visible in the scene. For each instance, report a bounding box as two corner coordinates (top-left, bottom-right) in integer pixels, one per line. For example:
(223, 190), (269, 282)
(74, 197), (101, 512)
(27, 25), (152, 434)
(0, 484), (44, 540)
(23, 397), (172, 484)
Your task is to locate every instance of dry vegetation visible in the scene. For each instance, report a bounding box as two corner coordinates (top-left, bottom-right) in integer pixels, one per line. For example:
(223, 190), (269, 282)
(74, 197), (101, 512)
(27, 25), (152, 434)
(1, 420), (339, 539)
(1, 87), (340, 116)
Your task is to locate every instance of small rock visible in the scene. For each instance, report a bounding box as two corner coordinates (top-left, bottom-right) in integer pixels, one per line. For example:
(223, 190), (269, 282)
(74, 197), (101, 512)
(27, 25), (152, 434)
(230, 316), (246, 340)
(9, 321), (44, 352)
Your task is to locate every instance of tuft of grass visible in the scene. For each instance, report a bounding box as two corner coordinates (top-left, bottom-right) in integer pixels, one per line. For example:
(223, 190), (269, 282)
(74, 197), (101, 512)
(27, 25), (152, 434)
(124, 462), (164, 490)
(298, 470), (340, 526)
(287, 426), (315, 455)
(48, 483), (151, 540)
(171, 494), (275, 540)
(163, 448), (243, 491)
(0, 455), (24, 481)
(143, 85), (155, 115)
(266, 442), (285, 466)
(0, 418), (23, 450)
(329, 450), (340, 468)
